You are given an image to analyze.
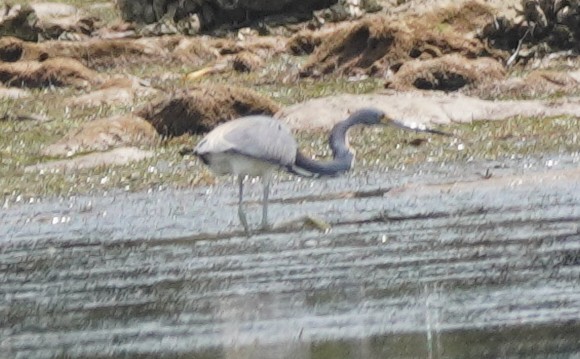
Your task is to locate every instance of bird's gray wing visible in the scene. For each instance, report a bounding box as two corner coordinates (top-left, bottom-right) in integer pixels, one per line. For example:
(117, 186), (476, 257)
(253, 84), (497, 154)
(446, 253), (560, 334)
(195, 116), (298, 167)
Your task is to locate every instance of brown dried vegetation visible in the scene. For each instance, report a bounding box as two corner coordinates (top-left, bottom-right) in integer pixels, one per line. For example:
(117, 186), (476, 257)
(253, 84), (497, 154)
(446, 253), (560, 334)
(0, 34), (284, 71)
(65, 75), (160, 107)
(0, 57), (103, 88)
(137, 85), (281, 137)
(466, 69), (580, 99)
(386, 54), (506, 91)
(231, 51), (265, 72)
(41, 114), (159, 157)
(287, 29), (326, 55)
(300, 1), (499, 78)
(0, 36), (49, 62)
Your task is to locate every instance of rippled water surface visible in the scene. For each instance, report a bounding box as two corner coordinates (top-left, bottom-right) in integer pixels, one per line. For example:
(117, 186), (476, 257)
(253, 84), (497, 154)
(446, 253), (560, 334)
(2, 158), (580, 358)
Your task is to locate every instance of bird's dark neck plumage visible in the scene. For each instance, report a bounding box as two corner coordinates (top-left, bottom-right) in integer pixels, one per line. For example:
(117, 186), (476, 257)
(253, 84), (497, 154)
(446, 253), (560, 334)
(290, 115), (359, 177)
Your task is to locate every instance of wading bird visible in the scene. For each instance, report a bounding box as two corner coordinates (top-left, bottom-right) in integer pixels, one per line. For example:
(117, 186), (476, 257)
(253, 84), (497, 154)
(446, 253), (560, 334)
(186, 108), (450, 235)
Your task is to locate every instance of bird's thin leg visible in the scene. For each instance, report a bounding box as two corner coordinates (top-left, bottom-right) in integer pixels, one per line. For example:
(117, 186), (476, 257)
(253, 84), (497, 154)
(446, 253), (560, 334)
(261, 175), (271, 230)
(237, 175), (250, 236)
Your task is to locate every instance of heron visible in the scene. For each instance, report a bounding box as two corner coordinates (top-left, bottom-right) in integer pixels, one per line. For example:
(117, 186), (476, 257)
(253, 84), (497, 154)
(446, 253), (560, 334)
(186, 108), (450, 235)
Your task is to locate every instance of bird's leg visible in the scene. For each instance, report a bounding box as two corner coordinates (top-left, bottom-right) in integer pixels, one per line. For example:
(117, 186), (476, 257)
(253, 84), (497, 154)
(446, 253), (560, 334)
(261, 175), (271, 230)
(237, 175), (251, 236)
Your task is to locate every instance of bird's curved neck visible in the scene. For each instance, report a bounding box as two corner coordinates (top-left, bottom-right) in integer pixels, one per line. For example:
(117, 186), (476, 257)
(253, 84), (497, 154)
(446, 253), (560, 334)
(330, 116), (358, 159)
(290, 115), (359, 177)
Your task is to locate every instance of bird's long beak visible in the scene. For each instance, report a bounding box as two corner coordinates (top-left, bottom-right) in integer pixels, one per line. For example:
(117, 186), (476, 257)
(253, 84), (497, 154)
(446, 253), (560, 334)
(382, 115), (453, 137)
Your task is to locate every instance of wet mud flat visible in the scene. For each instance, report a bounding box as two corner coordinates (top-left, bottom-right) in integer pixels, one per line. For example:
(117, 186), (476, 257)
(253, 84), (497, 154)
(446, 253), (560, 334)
(2, 154), (580, 358)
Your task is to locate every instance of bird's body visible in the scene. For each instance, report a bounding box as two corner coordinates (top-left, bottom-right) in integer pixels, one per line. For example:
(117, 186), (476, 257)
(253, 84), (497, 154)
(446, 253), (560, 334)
(195, 116), (297, 177)
(191, 108), (450, 235)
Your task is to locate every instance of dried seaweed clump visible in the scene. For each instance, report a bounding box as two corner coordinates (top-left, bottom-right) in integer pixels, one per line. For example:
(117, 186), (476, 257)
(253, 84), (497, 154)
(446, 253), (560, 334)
(300, 17), (412, 77)
(300, 1), (496, 78)
(41, 115), (159, 158)
(137, 85), (281, 137)
(0, 57), (102, 88)
(385, 54), (506, 92)
(0, 35), (176, 69)
(465, 69), (580, 99)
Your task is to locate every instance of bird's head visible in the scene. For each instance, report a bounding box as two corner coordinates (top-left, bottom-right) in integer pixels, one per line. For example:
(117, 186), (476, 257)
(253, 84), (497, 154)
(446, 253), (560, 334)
(350, 108), (391, 126)
(351, 107), (453, 137)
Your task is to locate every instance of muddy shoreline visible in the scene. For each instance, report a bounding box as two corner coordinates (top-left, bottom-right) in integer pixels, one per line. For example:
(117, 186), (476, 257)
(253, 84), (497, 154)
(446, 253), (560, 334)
(4, 151), (579, 242)
(2, 153), (580, 358)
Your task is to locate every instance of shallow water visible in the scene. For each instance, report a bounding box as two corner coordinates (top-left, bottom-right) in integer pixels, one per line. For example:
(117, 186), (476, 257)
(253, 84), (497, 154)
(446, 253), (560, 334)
(2, 156), (580, 358)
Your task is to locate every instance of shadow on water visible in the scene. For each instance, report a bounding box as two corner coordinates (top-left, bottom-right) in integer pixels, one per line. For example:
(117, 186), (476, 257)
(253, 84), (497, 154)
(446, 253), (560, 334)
(2, 158), (580, 358)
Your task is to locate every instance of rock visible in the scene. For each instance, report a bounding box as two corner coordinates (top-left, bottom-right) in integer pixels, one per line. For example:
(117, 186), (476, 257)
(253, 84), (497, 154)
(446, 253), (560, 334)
(0, 4), (38, 41)
(481, 0), (580, 58)
(26, 147), (154, 172)
(228, 0), (301, 12)
(314, 0), (382, 24)
(0, 3), (100, 41)
(115, 0), (335, 31)
(276, 92), (580, 130)
(137, 85), (281, 136)
(42, 114), (159, 157)
(30, 3), (80, 17)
